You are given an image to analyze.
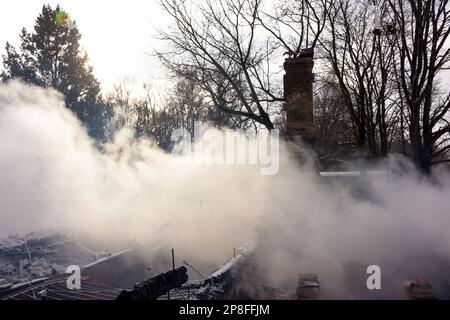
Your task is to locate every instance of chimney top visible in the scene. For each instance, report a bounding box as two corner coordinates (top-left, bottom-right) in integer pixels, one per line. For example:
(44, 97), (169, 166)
(284, 47), (314, 60)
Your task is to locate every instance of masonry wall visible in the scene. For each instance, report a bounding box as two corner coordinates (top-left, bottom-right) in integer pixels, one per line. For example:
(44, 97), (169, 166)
(283, 54), (315, 145)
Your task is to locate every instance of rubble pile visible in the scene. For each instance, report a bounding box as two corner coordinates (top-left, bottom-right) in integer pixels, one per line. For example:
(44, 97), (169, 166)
(198, 248), (296, 300)
(407, 277), (436, 300)
(0, 230), (98, 291)
(184, 254), (247, 300)
(296, 274), (320, 300)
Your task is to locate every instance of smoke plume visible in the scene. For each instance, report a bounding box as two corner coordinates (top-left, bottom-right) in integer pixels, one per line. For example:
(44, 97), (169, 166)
(1, 81), (449, 298)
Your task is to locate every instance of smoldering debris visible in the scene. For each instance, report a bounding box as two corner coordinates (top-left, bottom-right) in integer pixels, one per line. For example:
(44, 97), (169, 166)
(0, 230), (97, 287)
(1, 81), (450, 299)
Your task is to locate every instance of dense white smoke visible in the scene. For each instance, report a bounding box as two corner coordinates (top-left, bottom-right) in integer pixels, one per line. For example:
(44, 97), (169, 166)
(0, 81), (449, 298)
(0, 81), (265, 264)
(254, 164), (450, 298)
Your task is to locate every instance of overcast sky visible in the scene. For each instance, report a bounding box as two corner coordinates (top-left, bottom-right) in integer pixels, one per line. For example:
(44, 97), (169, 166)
(0, 0), (168, 92)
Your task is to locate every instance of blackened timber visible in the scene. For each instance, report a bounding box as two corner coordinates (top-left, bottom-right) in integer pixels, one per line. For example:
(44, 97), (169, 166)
(116, 266), (188, 301)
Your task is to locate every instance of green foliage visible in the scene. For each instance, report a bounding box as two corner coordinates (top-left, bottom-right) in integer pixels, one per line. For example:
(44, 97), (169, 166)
(1, 5), (107, 139)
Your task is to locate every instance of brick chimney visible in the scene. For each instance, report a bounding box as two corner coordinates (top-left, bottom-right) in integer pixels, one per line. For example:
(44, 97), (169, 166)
(283, 49), (315, 145)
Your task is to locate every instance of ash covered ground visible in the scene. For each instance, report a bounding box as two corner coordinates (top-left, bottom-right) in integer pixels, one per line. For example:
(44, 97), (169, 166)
(0, 230), (115, 290)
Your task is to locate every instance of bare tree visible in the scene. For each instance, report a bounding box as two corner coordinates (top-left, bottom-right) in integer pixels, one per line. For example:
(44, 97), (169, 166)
(104, 81), (137, 133)
(156, 0), (333, 132)
(104, 82), (177, 150)
(387, 0), (450, 174)
(157, 0), (282, 130)
(314, 74), (355, 167)
(165, 79), (242, 134)
(319, 0), (401, 158)
(104, 79), (235, 151)
(257, 0), (331, 57)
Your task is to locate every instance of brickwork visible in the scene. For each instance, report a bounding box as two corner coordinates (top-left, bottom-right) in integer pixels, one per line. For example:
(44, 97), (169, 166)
(283, 54), (315, 145)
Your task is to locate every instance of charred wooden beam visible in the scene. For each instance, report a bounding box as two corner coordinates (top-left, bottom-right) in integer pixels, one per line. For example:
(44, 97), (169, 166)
(116, 266), (188, 301)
